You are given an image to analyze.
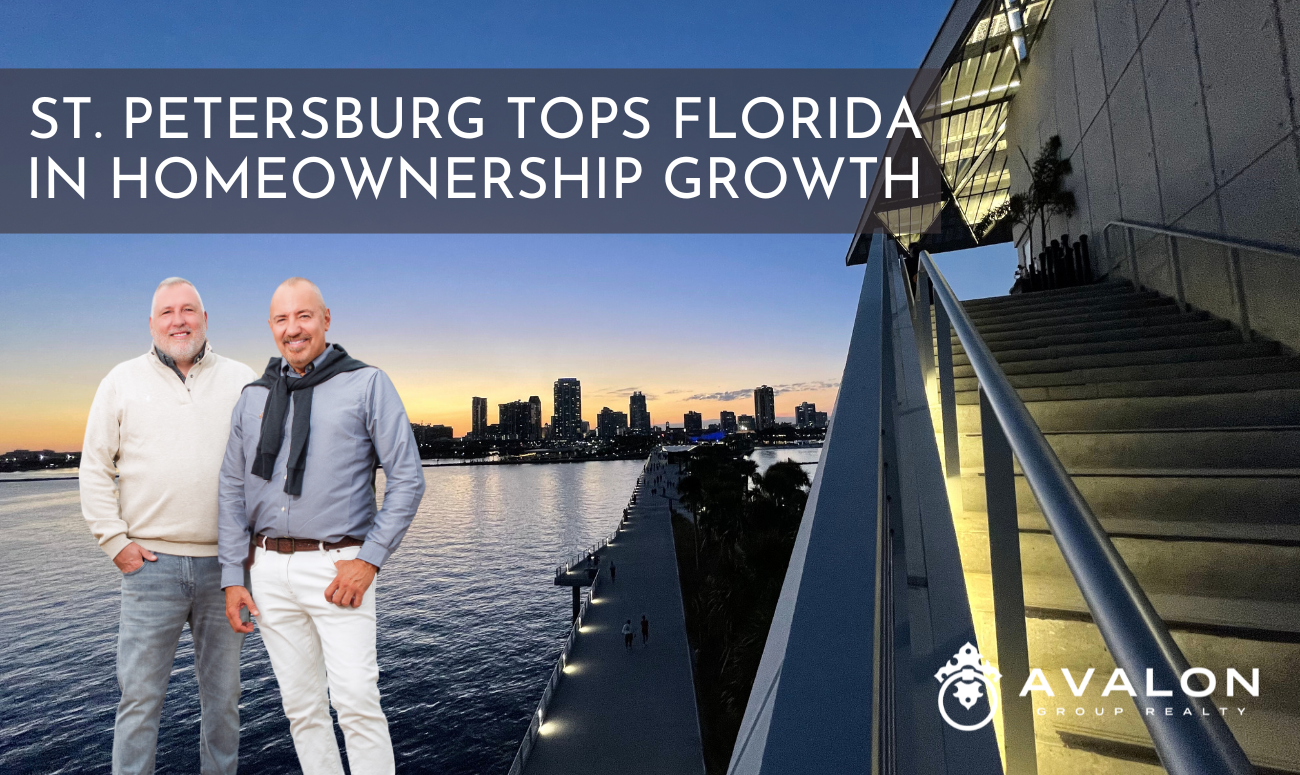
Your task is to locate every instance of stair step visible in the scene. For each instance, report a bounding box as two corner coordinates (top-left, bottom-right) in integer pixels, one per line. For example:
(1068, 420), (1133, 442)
(946, 310), (1211, 350)
(960, 280), (1138, 311)
(1029, 582), (1300, 639)
(953, 370), (1300, 403)
(1055, 712), (1300, 775)
(960, 469), (1300, 530)
(951, 341), (1282, 379)
(954, 303), (1193, 339)
(953, 329), (1250, 367)
(962, 295), (1176, 328)
(1007, 620), (1300, 774)
(959, 531), (1300, 628)
(957, 427), (1300, 470)
(955, 317), (1231, 354)
(953, 389), (1300, 431)
(963, 589), (1300, 707)
(942, 293), (1175, 331)
(952, 356), (1300, 393)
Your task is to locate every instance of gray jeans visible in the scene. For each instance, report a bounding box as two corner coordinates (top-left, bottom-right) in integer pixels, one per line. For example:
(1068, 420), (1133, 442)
(113, 553), (244, 775)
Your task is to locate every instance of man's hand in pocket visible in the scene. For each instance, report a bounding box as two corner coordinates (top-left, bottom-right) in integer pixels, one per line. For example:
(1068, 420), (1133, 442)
(113, 542), (157, 573)
(325, 559), (377, 608)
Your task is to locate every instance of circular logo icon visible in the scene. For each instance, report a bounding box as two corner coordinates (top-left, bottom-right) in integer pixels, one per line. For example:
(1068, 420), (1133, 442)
(934, 642), (1001, 732)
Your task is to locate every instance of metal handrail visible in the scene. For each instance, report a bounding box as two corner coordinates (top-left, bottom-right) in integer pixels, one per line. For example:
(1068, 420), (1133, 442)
(1108, 219), (1300, 261)
(916, 248), (1255, 775)
(1101, 219), (1300, 342)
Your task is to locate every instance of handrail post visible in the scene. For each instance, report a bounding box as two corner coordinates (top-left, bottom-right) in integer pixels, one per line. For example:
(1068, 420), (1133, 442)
(1228, 247), (1253, 342)
(979, 386), (1037, 775)
(1167, 235), (1187, 312)
(1102, 225), (1116, 278)
(935, 297), (962, 483)
(916, 266), (937, 395)
(1124, 226), (1142, 290)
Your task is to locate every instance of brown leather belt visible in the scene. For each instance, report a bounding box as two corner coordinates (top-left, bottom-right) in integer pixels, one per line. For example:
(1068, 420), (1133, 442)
(257, 534), (364, 554)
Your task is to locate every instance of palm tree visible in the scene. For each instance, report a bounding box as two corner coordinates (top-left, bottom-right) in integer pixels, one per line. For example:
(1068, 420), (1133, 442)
(752, 460), (811, 513)
(677, 472), (706, 572)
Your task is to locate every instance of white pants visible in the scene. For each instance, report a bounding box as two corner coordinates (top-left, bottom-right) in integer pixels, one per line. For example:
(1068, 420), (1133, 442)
(250, 544), (394, 775)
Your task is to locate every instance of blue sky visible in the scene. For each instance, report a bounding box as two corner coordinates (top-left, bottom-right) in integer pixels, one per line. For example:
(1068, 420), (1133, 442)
(0, 0), (1018, 449)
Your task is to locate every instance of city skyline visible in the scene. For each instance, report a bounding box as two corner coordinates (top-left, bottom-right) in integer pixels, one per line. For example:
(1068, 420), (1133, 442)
(462, 379), (833, 441)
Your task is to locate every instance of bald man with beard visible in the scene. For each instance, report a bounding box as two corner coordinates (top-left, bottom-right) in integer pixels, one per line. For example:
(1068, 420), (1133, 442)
(217, 278), (425, 775)
(80, 277), (257, 775)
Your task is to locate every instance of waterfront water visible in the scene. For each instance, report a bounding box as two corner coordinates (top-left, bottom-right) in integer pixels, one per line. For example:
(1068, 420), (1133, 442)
(747, 445), (822, 478)
(0, 460), (642, 774)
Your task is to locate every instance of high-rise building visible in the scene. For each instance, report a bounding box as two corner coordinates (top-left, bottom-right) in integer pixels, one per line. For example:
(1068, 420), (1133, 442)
(597, 407), (629, 438)
(498, 400), (535, 441)
(795, 401), (818, 429)
(552, 378), (582, 441)
(754, 385), (776, 430)
(814, 411), (828, 429)
(528, 396), (543, 441)
(471, 397), (488, 438)
(629, 391), (651, 434)
(411, 423), (454, 445)
(720, 411), (738, 434)
(738, 414), (756, 432)
(683, 411), (703, 436)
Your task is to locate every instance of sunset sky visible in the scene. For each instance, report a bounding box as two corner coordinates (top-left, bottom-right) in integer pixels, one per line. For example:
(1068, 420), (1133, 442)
(0, 0), (1016, 451)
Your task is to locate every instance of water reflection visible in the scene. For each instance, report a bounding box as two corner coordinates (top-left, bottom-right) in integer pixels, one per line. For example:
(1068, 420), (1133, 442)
(0, 460), (642, 775)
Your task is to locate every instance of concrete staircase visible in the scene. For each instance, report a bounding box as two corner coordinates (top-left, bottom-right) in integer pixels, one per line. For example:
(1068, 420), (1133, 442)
(934, 281), (1300, 774)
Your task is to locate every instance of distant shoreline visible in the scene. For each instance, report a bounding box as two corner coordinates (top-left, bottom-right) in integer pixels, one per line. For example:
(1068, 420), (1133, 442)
(2, 444), (823, 481)
(421, 453), (649, 468)
(420, 443), (823, 468)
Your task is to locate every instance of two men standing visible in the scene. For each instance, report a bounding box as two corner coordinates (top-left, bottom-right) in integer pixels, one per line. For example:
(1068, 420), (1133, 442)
(81, 276), (424, 774)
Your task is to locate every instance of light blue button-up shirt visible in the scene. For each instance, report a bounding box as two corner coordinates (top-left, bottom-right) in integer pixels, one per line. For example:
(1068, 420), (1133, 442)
(217, 346), (426, 588)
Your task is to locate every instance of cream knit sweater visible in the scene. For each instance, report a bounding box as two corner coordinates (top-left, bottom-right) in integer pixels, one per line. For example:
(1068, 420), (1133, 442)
(80, 345), (257, 559)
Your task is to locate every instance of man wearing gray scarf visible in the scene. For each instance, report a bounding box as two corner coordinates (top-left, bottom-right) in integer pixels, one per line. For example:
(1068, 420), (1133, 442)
(217, 277), (425, 775)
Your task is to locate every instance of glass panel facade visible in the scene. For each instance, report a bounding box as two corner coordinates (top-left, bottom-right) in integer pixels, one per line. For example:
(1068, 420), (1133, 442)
(871, 0), (1053, 253)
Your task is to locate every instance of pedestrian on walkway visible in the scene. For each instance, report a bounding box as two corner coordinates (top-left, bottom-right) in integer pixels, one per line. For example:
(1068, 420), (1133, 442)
(641, 615), (650, 645)
(622, 620), (634, 651)
(610, 562), (617, 583)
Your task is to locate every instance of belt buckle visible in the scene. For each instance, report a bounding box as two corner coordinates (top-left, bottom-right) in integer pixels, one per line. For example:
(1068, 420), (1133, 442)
(277, 537), (294, 554)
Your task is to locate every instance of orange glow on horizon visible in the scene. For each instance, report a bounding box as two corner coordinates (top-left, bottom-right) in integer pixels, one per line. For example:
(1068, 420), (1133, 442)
(1, 378), (839, 451)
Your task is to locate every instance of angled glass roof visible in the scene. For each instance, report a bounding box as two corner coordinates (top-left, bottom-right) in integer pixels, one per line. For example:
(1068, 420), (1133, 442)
(862, 0), (1053, 255)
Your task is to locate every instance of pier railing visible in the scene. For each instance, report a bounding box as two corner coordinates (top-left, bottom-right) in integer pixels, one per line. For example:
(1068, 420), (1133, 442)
(553, 534), (615, 580)
(553, 460), (656, 579)
(507, 566), (604, 775)
(511, 454), (659, 775)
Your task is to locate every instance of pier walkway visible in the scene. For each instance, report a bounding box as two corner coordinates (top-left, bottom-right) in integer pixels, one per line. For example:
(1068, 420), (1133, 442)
(521, 457), (706, 775)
